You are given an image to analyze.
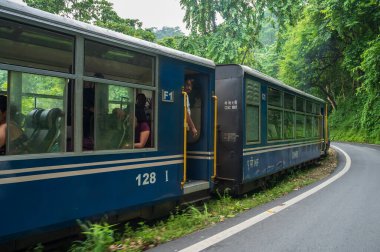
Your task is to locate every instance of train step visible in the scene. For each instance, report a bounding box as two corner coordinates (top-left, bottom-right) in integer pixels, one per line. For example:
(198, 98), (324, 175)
(183, 180), (210, 195)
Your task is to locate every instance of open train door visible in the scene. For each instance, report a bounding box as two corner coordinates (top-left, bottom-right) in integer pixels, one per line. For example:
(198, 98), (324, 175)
(181, 69), (216, 197)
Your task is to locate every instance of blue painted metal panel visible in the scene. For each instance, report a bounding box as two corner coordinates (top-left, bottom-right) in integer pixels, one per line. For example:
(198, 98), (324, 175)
(0, 162), (182, 239)
(242, 143), (321, 182)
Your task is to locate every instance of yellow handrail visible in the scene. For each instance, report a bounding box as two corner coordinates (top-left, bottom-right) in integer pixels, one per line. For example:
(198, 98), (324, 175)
(325, 103), (328, 150)
(181, 91), (188, 188)
(212, 95), (218, 180)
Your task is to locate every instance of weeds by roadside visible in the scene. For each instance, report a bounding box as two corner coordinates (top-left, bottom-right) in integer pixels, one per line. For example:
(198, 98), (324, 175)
(69, 149), (337, 252)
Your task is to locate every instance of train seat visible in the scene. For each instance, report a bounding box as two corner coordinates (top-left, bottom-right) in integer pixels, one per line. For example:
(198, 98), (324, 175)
(28, 108), (63, 153)
(24, 108), (44, 139)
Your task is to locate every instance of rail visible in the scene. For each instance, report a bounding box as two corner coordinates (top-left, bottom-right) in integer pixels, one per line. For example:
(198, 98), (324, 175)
(181, 91), (188, 188)
(212, 95), (218, 180)
(325, 103), (329, 150)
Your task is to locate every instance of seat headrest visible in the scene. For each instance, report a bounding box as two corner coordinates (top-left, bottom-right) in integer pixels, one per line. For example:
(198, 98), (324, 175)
(25, 108), (44, 127)
(39, 108), (62, 129)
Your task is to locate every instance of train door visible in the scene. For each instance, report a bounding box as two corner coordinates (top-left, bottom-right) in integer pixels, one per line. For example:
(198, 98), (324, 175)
(183, 70), (213, 193)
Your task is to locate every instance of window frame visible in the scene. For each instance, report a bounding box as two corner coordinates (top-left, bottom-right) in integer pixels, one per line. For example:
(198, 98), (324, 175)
(245, 77), (261, 145)
(267, 87), (284, 142)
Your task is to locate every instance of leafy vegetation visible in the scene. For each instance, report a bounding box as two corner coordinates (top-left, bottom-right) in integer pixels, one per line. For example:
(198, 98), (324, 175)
(153, 26), (184, 40)
(69, 222), (116, 252)
(22, 0), (155, 41)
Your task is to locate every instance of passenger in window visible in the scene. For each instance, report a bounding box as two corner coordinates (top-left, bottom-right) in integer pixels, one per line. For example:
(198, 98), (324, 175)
(184, 78), (198, 137)
(0, 95), (28, 155)
(134, 94), (150, 148)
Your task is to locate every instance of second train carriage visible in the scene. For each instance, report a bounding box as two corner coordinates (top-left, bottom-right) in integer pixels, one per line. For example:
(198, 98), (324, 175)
(0, 1), (216, 247)
(215, 65), (328, 194)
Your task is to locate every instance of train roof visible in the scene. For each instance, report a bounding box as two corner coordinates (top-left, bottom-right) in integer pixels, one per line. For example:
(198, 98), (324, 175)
(0, 0), (215, 69)
(240, 65), (325, 103)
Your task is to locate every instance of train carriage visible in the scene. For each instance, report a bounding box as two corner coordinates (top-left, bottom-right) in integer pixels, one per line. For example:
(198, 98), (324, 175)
(0, 1), (216, 247)
(215, 65), (329, 194)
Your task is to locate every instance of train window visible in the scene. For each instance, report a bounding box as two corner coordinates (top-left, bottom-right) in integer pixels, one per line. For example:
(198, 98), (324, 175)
(296, 114), (305, 138)
(0, 71), (69, 155)
(284, 93), (295, 110)
(306, 101), (313, 114)
(284, 111), (295, 139)
(306, 116), (313, 138)
(296, 97), (305, 112)
(84, 40), (155, 86)
(312, 103), (317, 114)
(318, 116), (323, 138)
(245, 79), (260, 143)
(268, 109), (282, 140)
(0, 19), (74, 73)
(313, 116), (319, 138)
(83, 81), (154, 151)
(246, 106), (259, 142)
(185, 73), (207, 144)
(268, 88), (282, 107)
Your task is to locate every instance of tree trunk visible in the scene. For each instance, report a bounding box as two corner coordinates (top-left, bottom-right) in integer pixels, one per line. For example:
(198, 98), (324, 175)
(317, 84), (337, 110)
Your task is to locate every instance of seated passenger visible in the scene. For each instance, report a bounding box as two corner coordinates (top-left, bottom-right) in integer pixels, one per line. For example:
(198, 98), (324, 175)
(0, 95), (28, 154)
(134, 94), (150, 148)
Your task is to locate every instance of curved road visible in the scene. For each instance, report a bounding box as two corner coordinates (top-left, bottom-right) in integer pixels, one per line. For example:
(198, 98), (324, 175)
(151, 142), (380, 252)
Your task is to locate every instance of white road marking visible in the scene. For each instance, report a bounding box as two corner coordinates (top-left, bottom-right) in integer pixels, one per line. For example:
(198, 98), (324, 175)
(179, 145), (351, 252)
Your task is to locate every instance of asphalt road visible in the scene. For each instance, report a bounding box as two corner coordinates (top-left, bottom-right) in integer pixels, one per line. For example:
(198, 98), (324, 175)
(151, 142), (380, 252)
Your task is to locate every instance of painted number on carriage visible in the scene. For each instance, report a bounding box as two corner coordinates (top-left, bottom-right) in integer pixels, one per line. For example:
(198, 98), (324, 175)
(136, 172), (156, 186)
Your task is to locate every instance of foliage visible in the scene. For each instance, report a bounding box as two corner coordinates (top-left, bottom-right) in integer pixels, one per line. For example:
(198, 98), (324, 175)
(330, 94), (380, 144)
(278, 5), (352, 110)
(153, 26), (185, 40)
(22, 0), (155, 41)
(69, 221), (115, 252)
(177, 0), (304, 64)
(274, 0), (379, 143)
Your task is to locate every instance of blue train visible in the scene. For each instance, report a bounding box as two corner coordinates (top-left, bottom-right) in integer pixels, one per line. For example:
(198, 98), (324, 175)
(0, 1), (329, 249)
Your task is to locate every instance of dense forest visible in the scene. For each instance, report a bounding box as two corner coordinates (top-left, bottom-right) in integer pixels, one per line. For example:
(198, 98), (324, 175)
(21, 0), (380, 144)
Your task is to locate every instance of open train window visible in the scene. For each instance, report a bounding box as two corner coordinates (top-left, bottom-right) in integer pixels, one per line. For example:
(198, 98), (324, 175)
(83, 81), (154, 151)
(184, 71), (205, 144)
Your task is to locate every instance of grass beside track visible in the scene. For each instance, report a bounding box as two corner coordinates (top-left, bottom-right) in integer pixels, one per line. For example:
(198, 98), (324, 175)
(65, 149), (337, 252)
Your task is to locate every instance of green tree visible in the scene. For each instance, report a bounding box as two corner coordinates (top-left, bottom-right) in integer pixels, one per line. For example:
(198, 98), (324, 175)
(179, 0), (304, 64)
(153, 26), (185, 40)
(23, 0), (155, 41)
(278, 5), (351, 110)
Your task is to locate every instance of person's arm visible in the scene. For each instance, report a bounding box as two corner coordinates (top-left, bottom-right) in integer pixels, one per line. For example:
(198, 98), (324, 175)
(186, 111), (198, 137)
(135, 130), (150, 148)
(0, 123), (6, 148)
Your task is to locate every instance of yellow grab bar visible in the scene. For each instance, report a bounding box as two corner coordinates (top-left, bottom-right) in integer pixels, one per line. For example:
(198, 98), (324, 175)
(212, 95), (218, 180)
(325, 103), (328, 150)
(181, 91), (188, 188)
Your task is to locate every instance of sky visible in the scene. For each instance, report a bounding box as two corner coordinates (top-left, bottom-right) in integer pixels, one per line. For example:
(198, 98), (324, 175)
(8, 0), (189, 33)
(110, 0), (188, 32)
